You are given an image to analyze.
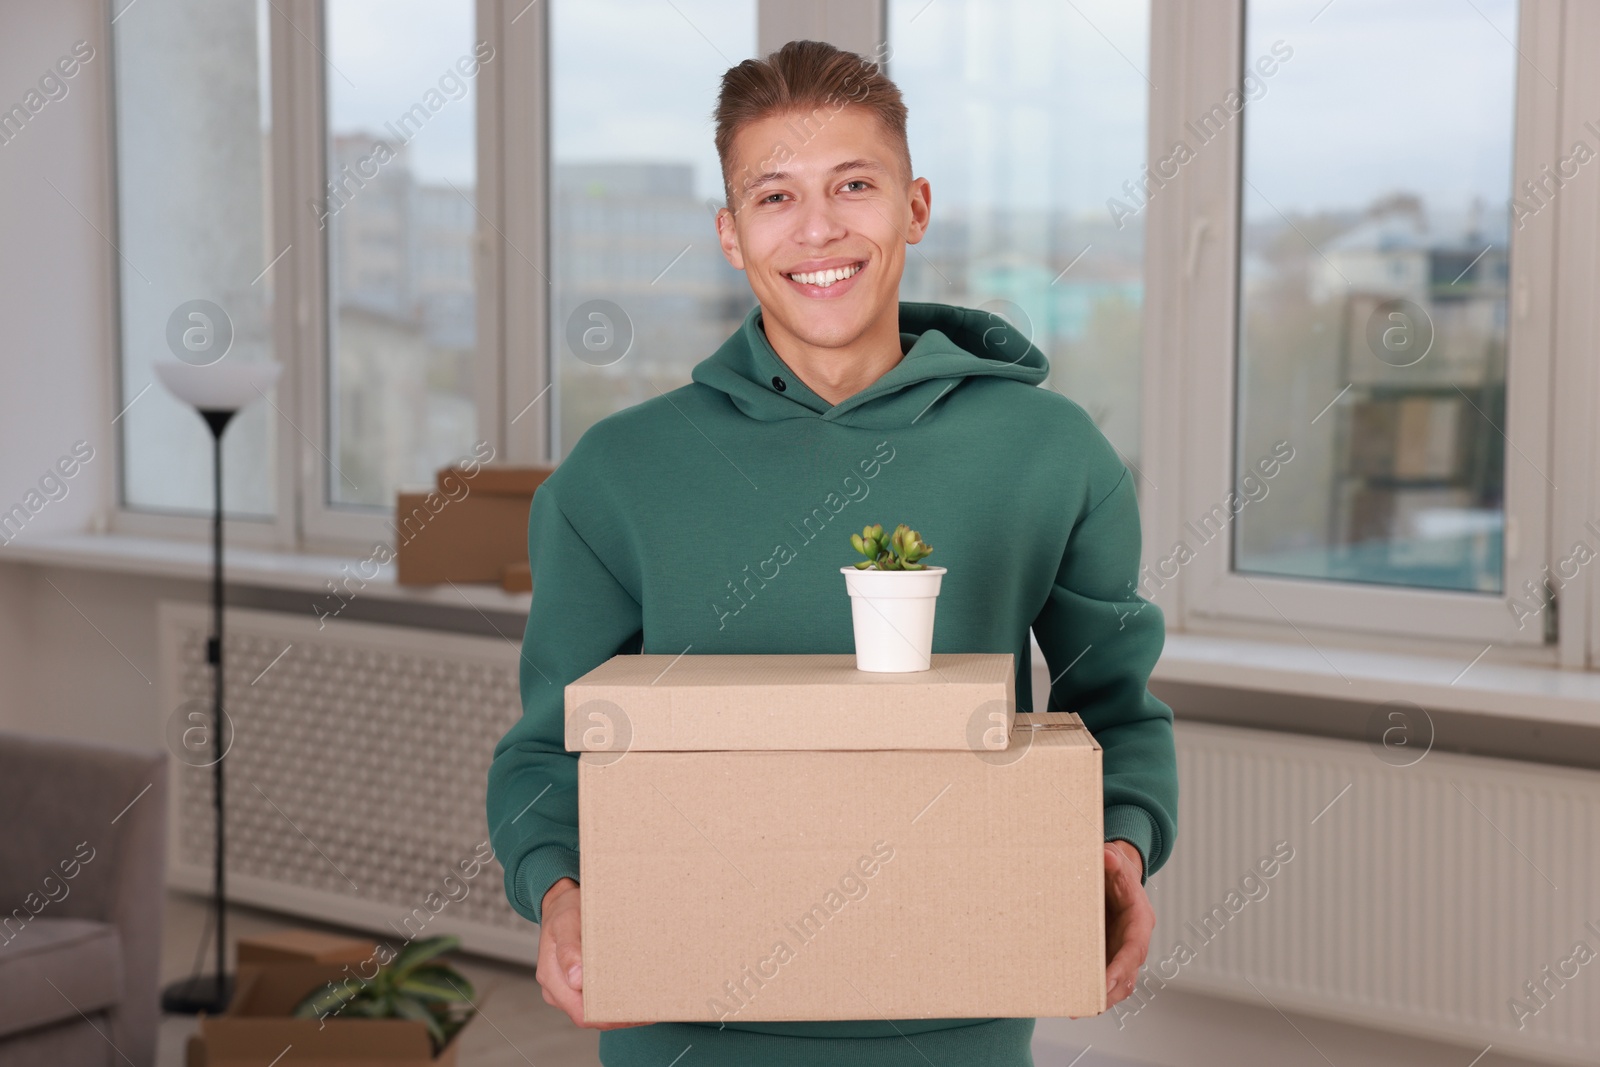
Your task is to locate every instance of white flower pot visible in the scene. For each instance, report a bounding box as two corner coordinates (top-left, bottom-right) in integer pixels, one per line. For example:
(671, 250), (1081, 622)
(840, 565), (947, 673)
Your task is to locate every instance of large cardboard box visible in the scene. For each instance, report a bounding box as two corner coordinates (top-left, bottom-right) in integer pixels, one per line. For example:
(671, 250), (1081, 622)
(566, 653), (1016, 752)
(393, 490), (532, 585)
(574, 681), (1106, 1023)
(189, 962), (479, 1067)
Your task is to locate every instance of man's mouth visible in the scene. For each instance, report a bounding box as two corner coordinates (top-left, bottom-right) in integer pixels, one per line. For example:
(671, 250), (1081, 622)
(783, 260), (867, 293)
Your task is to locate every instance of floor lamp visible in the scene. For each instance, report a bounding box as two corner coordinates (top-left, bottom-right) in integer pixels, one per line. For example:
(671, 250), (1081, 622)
(152, 359), (282, 1014)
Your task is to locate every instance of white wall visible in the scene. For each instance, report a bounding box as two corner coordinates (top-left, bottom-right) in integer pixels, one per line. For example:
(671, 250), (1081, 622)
(0, 0), (116, 731)
(0, 565), (205, 746)
(0, 0), (114, 531)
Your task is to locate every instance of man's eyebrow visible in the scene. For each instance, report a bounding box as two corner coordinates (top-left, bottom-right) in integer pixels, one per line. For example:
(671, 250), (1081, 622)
(743, 158), (887, 194)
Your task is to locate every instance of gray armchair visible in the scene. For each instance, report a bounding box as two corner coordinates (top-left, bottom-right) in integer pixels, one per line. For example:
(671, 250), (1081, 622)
(0, 731), (168, 1067)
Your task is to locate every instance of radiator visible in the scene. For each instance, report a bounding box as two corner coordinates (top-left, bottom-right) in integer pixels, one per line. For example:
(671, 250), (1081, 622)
(1140, 719), (1600, 1065)
(157, 601), (537, 963)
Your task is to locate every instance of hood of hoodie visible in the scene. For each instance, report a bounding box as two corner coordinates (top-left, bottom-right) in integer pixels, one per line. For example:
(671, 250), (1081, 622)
(690, 300), (1049, 428)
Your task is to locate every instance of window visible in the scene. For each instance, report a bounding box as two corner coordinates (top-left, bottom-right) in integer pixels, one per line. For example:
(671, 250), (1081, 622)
(1152, 0), (1565, 649)
(887, 0), (1149, 472)
(548, 0), (758, 459)
(104, 0), (1600, 664)
(110, 0), (280, 526)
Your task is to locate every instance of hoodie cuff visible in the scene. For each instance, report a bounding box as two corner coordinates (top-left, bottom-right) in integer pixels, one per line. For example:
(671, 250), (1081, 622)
(1104, 804), (1160, 885)
(512, 845), (581, 925)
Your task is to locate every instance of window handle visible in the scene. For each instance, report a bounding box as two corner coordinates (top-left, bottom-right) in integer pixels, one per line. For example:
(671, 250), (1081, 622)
(1187, 218), (1209, 279)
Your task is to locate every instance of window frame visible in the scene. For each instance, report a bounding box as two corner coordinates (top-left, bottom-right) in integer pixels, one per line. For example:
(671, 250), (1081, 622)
(292, 0), (509, 548)
(1141, 0), (1584, 660)
(1546, 0), (1600, 673)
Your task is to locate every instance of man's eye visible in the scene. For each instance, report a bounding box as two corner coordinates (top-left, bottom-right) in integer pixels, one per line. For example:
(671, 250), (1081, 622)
(761, 193), (785, 204)
(843, 180), (870, 192)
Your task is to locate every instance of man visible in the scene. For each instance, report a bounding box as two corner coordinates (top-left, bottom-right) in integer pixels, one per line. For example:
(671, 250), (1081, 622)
(487, 39), (1178, 1067)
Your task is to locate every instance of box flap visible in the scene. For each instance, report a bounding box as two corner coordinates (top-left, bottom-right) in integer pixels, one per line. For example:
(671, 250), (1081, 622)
(237, 930), (380, 964)
(437, 463), (555, 496)
(1012, 711), (1100, 751)
(566, 652), (1015, 752)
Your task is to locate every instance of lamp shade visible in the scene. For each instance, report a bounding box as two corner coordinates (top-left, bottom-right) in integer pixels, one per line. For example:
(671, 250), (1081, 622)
(153, 360), (282, 412)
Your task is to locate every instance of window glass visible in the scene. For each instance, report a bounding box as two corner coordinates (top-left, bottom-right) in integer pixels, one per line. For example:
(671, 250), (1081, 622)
(1236, 0), (1517, 592)
(113, 0), (276, 517)
(888, 0), (1150, 471)
(550, 0), (760, 458)
(324, 0), (482, 508)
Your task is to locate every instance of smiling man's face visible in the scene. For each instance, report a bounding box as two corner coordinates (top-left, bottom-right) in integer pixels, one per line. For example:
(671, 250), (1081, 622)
(716, 105), (930, 356)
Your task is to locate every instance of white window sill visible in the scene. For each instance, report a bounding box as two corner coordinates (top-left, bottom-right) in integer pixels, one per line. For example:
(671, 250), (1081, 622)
(1146, 632), (1599, 731)
(0, 532), (531, 615)
(6, 534), (1594, 732)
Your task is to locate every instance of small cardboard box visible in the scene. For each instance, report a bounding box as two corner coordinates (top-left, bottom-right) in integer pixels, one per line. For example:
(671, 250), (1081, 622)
(437, 463), (556, 497)
(191, 962), (478, 1067)
(576, 710), (1105, 1023)
(393, 490), (532, 585)
(501, 560), (532, 593)
(566, 653), (1016, 752)
(236, 930), (379, 966)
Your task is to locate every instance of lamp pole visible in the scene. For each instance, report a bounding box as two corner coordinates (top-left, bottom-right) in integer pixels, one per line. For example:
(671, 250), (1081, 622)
(160, 409), (238, 1013)
(204, 408), (231, 1011)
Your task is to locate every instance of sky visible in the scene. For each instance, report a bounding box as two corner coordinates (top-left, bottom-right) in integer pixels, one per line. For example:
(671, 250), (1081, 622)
(314, 0), (1524, 220)
(325, 0), (480, 185)
(551, 0), (758, 203)
(1243, 0), (1519, 219)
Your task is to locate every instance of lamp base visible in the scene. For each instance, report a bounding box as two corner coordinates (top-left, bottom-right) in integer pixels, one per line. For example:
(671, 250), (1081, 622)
(160, 973), (234, 1015)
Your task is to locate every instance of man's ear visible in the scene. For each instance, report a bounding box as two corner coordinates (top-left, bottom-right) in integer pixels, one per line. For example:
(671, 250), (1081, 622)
(904, 176), (932, 246)
(715, 207), (745, 270)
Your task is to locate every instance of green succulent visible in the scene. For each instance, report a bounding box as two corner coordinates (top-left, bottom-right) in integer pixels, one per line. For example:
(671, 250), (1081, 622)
(849, 522), (934, 571)
(291, 934), (476, 1056)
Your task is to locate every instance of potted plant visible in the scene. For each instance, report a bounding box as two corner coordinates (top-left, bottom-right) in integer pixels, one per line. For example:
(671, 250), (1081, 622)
(840, 523), (947, 673)
(290, 934), (477, 1060)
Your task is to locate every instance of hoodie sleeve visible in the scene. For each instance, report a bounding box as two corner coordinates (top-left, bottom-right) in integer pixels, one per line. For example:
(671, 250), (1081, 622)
(1030, 468), (1178, 882)
(487, 482), (643, 925)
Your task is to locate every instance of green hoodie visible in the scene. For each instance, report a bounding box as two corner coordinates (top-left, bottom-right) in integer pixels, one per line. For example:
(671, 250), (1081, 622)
(486, 300), (1178, 1066)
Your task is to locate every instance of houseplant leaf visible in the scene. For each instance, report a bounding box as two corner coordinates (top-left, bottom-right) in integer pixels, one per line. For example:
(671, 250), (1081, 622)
(399, 963), (475, 1003)
(291, 979), (369, 1019)
(387, 934), (460, 980)
(391, 994), (448, 1051)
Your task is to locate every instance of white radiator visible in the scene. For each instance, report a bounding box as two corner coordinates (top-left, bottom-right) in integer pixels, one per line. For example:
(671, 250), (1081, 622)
(1139, 719), (1600, 1066)
(157, 601), (537, 963)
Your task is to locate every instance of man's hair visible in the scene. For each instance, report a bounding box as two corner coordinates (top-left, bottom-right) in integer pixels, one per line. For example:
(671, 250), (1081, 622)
(712, 39), (910, 213)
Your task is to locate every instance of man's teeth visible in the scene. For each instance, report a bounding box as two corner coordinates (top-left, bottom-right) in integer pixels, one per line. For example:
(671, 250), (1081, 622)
(788, 263), (862, 287)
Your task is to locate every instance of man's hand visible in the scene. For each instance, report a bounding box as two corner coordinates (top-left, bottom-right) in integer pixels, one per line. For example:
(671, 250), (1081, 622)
(1101, 840), (1154, 1011)
(536, 877), (651, 1031)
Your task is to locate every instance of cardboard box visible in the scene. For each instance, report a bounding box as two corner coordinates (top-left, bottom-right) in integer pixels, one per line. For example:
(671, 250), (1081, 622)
(190, 962), (480, 1067)
(566, 653), (1015, 753)
(236, 930), (379, 966)
(577, 710), (1105, 1022)
(393, 491), (532, 585)
(437, 463), (556, 496)
(1394, 396), (1461, 479)
(501, 560), (532, 593)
